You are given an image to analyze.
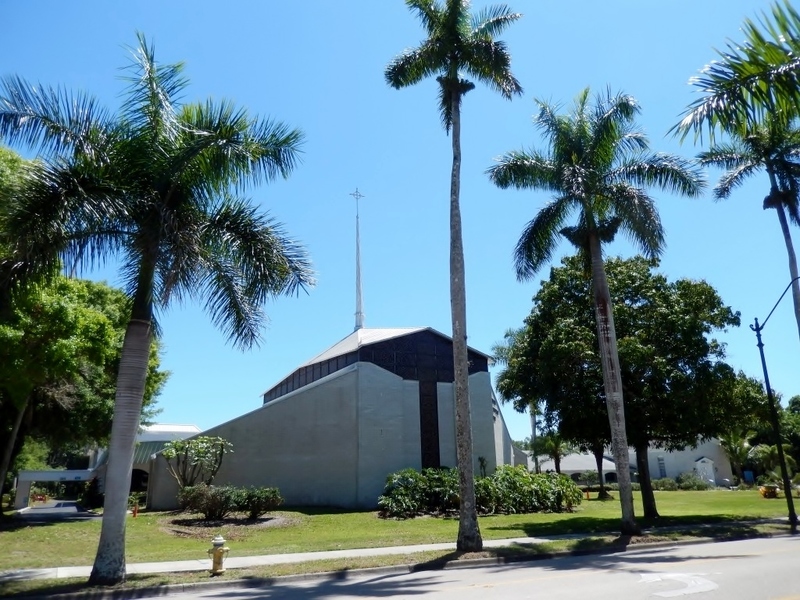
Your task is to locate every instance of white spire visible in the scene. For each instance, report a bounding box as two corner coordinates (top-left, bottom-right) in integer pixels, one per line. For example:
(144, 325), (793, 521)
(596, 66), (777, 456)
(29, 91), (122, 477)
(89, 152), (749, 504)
(350, 188), (365, 331)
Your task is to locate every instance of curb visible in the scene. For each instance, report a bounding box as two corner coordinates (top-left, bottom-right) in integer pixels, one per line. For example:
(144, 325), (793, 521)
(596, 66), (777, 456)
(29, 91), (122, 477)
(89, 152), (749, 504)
(5, 531), (790, 600)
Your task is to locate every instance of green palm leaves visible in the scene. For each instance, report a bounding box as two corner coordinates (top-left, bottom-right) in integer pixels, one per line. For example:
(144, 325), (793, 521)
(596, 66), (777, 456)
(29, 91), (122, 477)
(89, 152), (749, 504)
(0, 34), (312, 585)
(385, 0), (522, 130)
(676, 1), (800, 140)
(489, 88), (704, 277)
(0, 33), (313, 348)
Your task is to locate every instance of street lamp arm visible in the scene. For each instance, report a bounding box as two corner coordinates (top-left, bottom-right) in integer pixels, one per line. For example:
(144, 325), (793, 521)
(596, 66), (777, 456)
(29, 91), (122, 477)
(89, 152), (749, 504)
(756, 276), (800, 331)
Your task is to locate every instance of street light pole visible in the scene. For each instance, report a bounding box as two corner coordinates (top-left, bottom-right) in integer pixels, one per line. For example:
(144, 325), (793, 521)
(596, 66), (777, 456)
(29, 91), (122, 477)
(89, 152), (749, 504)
(751, 276), (800, 534)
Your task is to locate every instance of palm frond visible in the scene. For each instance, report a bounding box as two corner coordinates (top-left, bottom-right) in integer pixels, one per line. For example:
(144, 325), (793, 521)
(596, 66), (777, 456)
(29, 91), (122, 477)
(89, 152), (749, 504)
(673, 1), (800, 142)
(178, 101), (305, 194)
(610, 153), (706, 198)
(406, 0), (442, 35)
(471, 4), (522, 38)
(385, 42), (442, 89)
(0, 75), (111, 159)
(514, 197), (573, 280)
(487, 150), (559, 192)
(196, 196), (314, 348)
(609, 186), (665, 258)
(120, 32), (187, 145)
(462, 39), (523, 99)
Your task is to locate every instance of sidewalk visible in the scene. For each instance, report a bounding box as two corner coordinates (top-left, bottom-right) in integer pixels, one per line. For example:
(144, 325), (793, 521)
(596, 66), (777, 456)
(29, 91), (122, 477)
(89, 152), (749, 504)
(0, 535), (583, 582)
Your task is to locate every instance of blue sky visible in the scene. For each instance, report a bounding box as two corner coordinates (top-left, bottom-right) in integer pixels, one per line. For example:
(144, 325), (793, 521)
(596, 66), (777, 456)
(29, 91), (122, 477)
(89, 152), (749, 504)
(2, 1), (798, 442)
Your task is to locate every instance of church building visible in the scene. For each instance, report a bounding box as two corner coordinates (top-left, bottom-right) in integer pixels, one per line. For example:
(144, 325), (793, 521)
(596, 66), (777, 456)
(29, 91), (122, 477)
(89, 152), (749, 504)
(147, 326), (524, 509)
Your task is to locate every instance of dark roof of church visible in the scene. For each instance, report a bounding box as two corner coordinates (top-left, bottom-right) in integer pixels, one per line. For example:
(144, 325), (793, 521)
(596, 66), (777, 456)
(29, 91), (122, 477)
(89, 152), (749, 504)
(261, 326), (490, 403)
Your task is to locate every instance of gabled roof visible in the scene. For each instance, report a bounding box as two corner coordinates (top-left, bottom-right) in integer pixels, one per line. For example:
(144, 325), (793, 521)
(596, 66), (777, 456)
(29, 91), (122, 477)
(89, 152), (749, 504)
(299, 327), (427, 367)
(262, 326), (492, 400)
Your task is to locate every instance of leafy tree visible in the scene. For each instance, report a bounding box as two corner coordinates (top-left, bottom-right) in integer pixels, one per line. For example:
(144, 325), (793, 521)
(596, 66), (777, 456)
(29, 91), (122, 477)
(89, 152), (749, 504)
(496, 255), (751, 519)
(697, 115), (800, 347)
(0, 277), (116, 496)
(488, 89), (704, 534)
(386, 0), (522, 552)
(0, 35), (313, 585)
(162, 436), (233, 488)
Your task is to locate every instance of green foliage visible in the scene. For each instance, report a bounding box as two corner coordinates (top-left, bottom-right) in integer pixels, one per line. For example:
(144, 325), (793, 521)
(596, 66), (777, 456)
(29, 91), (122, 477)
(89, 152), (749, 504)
(128, 492), (146, 508)
(178, 484), (282, 521)
(238, 486), (283, 520)
(651, 478), (679, 491)
(676, 473), (712, 491)
(179, 484), (240, 521)
(378, 466), (582, 519)
(0, 276), (168, 494)
(162, 436), (233, 488)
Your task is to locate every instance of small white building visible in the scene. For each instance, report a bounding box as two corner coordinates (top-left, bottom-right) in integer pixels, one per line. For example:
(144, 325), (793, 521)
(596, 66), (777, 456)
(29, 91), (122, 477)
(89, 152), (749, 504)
(633, 438), (734, 486)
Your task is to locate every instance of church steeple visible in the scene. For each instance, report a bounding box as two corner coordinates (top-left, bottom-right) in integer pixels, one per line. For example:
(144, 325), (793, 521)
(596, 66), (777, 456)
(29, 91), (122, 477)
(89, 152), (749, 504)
(350, 188), (365, 331)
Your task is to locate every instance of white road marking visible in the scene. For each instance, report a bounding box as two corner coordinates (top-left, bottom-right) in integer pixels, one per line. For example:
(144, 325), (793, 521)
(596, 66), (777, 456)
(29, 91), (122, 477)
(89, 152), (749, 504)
(639, 572), (719, 597)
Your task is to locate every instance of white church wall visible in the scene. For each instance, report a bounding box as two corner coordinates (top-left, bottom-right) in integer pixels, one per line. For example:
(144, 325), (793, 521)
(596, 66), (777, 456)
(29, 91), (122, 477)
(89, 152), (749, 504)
(149, 366), (362, 509)
(437, 383), (456, 468)
(356, 362), (421, 505)
(469, 373), (501, 472)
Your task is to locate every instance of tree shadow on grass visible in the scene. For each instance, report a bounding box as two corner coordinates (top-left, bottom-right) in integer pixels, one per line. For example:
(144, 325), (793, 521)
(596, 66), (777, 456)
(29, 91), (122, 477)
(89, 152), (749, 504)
(482, 513), (781, 538)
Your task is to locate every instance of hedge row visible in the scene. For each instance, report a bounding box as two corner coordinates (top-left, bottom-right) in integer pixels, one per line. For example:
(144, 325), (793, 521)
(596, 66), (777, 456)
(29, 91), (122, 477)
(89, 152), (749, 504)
(378, 465), (583, 518)
(179, 484), (283, 520)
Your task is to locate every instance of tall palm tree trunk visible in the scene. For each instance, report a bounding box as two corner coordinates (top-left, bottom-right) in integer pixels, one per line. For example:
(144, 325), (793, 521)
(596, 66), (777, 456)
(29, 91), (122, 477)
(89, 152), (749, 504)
(774, 202), (800, 343)
(588, 234), (639, 535)
(449, 94), (482, 553)
(89, 318), (151, 585)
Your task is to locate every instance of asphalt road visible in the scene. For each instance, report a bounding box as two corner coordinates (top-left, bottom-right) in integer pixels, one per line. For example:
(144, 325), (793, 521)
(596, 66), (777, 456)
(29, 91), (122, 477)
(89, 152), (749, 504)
(151, 536), (800, 599)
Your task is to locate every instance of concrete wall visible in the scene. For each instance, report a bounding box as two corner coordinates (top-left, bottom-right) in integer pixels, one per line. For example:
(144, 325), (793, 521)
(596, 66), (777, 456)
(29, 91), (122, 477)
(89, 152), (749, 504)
(148, 363), (514, 510)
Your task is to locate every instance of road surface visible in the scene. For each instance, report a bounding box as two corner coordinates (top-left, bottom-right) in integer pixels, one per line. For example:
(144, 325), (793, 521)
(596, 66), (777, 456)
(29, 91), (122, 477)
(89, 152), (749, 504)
(150, 536), (800, 599)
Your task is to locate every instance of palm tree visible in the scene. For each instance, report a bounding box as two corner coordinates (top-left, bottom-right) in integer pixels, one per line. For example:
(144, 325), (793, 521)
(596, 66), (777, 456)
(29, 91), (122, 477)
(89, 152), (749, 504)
(487, 88), (704, 535)
(385, 0), (522, 552)
(697, 116), (800, 345)
(675, 1), (800, 140)
(719, 430), (753, 483)
(532, 431), (574, 474)
(0, 34), (313, 585)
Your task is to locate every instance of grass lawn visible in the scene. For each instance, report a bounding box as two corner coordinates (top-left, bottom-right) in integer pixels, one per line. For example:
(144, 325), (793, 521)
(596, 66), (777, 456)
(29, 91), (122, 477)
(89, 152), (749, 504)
(0, 489), (790, 572)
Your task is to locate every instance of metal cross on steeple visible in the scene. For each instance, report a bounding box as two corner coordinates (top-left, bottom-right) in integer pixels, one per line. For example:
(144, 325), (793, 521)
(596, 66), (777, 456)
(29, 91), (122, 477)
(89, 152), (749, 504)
(350, 188), (365, 331)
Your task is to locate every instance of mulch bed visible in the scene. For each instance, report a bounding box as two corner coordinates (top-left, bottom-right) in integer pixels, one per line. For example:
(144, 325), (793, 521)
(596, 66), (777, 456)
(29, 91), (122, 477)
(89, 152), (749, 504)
(159, 513), (300, 540)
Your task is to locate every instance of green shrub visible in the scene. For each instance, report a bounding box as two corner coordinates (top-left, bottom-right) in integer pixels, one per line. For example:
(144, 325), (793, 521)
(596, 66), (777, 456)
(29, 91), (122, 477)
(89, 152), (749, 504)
(179, 484), (241, 520)
(378, 468), (427, 518)
(128, 491), (146, 508)
(237, 486), (283, 520)
(652, 477), (678, 491)
(676, 472), (711, 490)
(422, 467), (460, 513)
(378, 465), (582, 518)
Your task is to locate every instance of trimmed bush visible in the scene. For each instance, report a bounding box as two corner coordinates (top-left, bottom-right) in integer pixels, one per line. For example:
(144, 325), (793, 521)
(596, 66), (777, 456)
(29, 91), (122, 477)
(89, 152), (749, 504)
(676, 472), (712, 490)
(378, 465), (582, 518)
(652, 478), (678, 491)
(179, 484), (241, 520)
(239, 486), (283, 520)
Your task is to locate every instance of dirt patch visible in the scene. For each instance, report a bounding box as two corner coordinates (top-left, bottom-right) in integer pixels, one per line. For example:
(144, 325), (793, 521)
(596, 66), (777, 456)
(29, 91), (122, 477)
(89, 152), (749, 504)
(159, 514), (300, 541)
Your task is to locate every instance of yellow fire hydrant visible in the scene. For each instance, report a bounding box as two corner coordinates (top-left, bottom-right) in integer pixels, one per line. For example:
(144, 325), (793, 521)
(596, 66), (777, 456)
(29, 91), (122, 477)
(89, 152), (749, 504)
(207, 535), (229, 576)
